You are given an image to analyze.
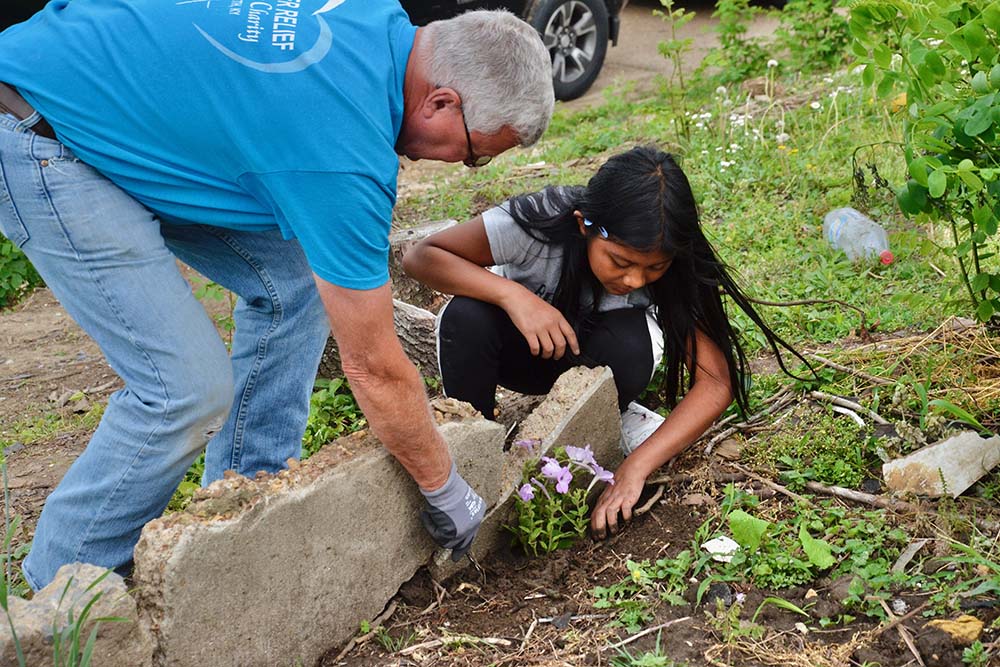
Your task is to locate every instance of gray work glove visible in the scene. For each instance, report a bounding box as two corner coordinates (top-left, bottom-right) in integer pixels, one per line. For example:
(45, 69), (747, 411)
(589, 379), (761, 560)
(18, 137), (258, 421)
(420, 463), (485, 561)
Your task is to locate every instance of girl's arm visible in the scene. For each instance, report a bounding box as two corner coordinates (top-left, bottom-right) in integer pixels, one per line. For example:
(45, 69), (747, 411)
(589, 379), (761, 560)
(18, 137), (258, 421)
(591, 327), (733, 538)
(403, 217), (580, 359)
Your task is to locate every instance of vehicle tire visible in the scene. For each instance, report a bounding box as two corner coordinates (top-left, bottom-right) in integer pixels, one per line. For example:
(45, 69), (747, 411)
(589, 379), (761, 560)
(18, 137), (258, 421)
(528, 0), (609, 101)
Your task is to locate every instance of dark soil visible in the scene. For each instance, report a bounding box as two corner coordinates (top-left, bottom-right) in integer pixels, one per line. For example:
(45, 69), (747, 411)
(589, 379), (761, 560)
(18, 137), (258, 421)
(322, 460), (997, 666)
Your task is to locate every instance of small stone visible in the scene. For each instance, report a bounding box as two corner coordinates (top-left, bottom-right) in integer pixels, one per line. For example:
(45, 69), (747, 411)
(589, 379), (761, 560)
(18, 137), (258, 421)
(925, 614), (983, 645)
(860, 478), (882, 495)
(703, 582), (734, 608)
(714, 438), (743, 461)
(891, 598), (908, 615)
(804, 588), (818, 599)
(286, 458), (300, 471)
(222, 470), (239, 480)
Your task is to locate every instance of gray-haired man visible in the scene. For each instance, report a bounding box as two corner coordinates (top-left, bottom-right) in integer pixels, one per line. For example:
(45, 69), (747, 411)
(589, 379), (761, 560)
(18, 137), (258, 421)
(0, 0), (553, 590)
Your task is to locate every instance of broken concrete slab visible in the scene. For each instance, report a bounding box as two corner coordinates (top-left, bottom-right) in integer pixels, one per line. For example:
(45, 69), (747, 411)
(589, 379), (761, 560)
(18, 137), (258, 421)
(883, 431), (1000, 498)
(430, 365), (622, 580)
(0, 563), (152, 667)
(132, 409), (504, 667)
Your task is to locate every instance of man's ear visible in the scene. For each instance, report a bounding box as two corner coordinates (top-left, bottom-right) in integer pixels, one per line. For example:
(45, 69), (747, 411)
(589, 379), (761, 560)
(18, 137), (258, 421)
(421, 87), (462, 118)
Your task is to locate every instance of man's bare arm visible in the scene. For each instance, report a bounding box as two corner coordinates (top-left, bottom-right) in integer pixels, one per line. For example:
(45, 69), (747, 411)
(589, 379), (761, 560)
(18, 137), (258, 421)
(315, 275), (450, 490)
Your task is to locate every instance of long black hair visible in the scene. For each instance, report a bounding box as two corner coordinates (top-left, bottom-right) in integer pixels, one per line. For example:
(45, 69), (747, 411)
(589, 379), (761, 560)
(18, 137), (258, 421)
(506, 145), (808, 413)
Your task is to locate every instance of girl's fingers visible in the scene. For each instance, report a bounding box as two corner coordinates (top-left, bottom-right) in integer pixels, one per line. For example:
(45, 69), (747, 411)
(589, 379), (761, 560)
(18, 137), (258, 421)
(525, 333), (540, 356)
(551, 328), (567, 360)
(559, 319), (580, 356)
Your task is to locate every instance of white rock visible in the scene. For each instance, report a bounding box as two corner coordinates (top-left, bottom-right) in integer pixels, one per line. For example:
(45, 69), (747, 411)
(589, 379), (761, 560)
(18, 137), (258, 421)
(702, 536), (740, 563)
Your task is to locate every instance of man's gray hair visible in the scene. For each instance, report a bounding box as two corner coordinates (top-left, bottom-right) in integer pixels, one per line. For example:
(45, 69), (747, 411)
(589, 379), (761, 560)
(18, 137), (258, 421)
(423, 10), (555, 146)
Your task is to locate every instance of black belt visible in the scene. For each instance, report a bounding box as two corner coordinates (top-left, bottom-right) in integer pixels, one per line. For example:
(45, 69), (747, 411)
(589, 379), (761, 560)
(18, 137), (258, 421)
(0, 82), (57, 140)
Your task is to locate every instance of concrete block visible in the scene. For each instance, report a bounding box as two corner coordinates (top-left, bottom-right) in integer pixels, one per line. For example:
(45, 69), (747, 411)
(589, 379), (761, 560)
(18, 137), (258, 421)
(132, 413), (504, 667)
(883, 431), (1000, 498)
(0, 563), (152, 667)
(430, 365), (622, 579)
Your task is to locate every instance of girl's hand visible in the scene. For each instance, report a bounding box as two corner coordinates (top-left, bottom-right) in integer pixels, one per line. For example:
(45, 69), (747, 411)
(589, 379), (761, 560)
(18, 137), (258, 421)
(503, 291), (580, 360)
(590, 460), (646, 539)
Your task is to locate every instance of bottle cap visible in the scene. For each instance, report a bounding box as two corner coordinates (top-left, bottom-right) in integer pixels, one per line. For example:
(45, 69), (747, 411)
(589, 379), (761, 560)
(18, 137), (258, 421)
(879, 250), (894, 265)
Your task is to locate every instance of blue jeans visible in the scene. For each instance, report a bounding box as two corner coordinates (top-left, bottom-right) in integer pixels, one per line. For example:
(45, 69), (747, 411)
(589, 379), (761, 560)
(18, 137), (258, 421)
(0, 114), (329, 590)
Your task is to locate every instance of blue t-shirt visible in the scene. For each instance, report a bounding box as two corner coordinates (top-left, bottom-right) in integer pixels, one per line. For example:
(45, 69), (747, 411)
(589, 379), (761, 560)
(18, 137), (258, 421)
(0, 0), (415, 289)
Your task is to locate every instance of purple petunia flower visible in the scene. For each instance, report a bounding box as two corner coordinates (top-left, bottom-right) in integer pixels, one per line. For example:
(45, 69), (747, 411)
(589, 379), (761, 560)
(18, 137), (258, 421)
(540, 456), (563, 480)
(518, 483), (535, 502)
(591, 463), (615, 485)
(513, 438), (540, 451)
(555, 467), (573, 494)
(565, 445), (596, 467)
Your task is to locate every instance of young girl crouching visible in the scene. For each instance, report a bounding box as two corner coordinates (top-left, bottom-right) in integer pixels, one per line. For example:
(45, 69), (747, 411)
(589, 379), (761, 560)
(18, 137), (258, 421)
(402, 146), (806, 539)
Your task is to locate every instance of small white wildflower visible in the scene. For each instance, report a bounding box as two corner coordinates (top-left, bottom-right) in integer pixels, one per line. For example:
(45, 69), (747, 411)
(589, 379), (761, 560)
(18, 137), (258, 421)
(928, 38), (942, 47)
(767, 59), (779, 68)
(852, 64), (866, 75)
(720, 159), (735, 167)
(776, 119), (785, 129)
(701, 150), (709, 155)
(715, 147), (724, 152)
(775, 132), (790, 143)
(735, 593), (747, 604)
(729, 143), (741, 150)
(810, 101), (822, 110)
(890, 53), (903, 71)
(695, 122), (704, 129)
(715, 85), (727, 96)
(823, 76), (834, 84)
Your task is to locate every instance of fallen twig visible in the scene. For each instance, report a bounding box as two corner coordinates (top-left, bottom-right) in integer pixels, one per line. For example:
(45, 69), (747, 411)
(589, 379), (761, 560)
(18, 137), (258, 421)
(808, 353), (893, 386)
(729, 463), (813, 506)
(635, 485), (664, 516)
(871, 600), (930, 639)
(519, 618), (537, 652)
(399, 634), (512, 656)
(330, 600), (398, 663)
(808, 391), (889, 425)
(877, 599), (925, 666)
(704, 391), (797, 456)
(605, 616), (692, 651)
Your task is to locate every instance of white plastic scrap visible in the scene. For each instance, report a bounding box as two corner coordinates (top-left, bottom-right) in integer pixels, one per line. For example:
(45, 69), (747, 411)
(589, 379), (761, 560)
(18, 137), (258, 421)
(701, 536), (740, 563)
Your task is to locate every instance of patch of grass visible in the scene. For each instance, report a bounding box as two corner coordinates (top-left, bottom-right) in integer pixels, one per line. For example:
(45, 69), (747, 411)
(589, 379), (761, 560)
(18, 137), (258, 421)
(743, 407), (882, 489)
(0, 404), (105, 451)
(611, 631), (688, 667)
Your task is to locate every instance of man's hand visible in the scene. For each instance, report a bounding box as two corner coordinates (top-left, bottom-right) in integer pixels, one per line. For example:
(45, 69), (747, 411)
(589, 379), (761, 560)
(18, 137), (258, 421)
(420, 463), (485, 561)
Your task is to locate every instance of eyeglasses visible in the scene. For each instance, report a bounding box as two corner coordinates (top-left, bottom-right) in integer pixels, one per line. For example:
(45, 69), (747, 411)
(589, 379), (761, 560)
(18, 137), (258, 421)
(461, 107), (492, 168)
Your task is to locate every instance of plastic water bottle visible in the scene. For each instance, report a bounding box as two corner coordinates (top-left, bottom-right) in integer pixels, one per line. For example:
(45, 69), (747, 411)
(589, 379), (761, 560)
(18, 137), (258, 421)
(823, 207), (894, 265)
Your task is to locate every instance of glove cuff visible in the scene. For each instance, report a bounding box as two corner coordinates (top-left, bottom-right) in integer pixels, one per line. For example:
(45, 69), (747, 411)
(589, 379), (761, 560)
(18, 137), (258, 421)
(419, 462), (459, 500)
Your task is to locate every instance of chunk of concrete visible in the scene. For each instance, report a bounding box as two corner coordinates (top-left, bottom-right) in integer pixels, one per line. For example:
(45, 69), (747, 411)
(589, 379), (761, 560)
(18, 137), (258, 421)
(883, 431), (1000, 498)
(0, 563), (152, 667)
(132, 413), (504, 667)
(430, 365), (622, 579)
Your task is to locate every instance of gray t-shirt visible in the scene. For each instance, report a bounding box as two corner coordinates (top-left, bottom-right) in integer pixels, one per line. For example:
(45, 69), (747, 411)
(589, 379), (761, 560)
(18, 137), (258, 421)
(482, 197), (653, 316)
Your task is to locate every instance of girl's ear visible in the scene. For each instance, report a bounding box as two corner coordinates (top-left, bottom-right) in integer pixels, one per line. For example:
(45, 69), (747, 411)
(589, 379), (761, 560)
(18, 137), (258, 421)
(573, 210), (587, 237)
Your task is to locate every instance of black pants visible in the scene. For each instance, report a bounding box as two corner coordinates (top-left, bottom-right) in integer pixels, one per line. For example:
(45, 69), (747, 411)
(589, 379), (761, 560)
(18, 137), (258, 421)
(438, 296), (655, 418)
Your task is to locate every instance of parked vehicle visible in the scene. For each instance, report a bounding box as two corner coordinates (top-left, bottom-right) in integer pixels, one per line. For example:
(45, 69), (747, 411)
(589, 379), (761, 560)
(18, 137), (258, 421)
(401, 0), (626, 100)
(0, 0), (625, 101)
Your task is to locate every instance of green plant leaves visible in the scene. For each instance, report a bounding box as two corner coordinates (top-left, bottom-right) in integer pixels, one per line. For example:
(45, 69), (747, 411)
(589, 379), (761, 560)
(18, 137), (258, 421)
(928, 169), (948, 198)
(798, 524), (836, 569)
(729, 509), (770, 552)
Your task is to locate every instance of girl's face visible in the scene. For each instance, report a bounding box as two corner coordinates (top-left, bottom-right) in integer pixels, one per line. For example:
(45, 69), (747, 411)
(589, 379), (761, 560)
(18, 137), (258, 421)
(576, 212), (672, 296)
